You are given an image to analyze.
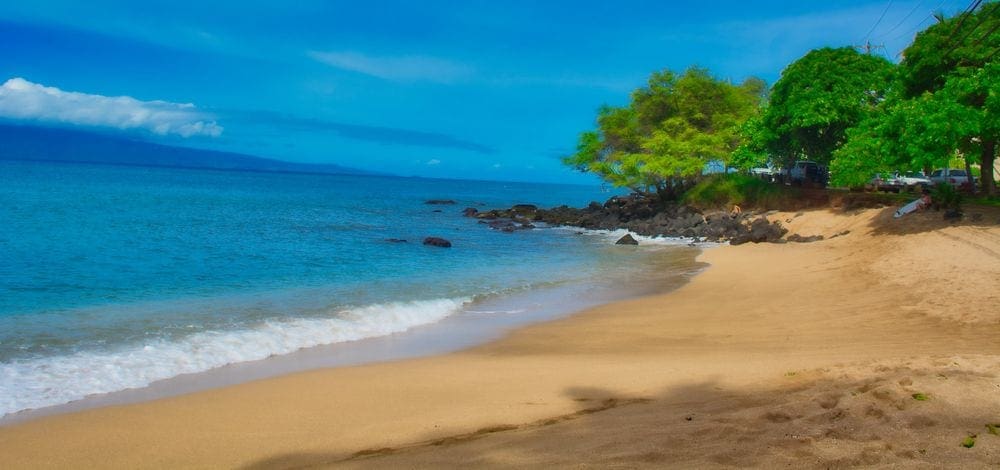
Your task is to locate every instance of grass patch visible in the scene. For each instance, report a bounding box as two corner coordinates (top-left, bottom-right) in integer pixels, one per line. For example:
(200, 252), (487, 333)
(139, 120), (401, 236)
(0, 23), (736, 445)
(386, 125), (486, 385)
(962, 434), (977, 448)
(987, 424), (999, 436)
(966, 195), (1000, 207)
(911, 393), (930, 401)
(683, 174), (790, 210)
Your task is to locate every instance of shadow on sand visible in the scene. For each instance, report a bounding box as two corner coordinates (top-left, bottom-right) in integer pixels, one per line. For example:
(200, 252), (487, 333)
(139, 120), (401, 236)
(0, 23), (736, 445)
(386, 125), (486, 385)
(240, 356), (1000, 469)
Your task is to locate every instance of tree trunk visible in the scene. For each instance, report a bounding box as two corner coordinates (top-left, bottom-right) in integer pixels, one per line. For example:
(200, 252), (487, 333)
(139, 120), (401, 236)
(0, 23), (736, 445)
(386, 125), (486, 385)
(981, 139), (997, 196)
(964, 158), (975, 194)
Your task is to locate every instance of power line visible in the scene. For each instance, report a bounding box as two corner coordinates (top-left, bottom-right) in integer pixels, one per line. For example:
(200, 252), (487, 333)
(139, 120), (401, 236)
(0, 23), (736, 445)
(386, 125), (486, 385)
(877, 0), (925, 39)
(864, 0), (896, 42)
(942, 0), (997, 58)
(943, 0), (985, 45)
(969, 10), (1000, 48)
(890, 0), (946, 42)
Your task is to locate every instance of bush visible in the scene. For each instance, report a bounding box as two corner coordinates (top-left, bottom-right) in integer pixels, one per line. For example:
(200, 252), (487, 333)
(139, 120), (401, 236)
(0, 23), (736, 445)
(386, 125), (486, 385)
(682, 174), (785, 209)
(931, 183), (962, 210)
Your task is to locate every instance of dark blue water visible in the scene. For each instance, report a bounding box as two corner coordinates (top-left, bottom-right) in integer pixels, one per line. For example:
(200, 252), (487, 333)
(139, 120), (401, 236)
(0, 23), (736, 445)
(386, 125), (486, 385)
(0, 160), (695, 416)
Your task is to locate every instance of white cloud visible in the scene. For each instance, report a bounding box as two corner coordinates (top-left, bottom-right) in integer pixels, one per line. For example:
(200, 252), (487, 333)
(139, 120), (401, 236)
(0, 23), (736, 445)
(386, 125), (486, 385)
(309, 51), (473, 83)
(426, 159), (441, 165)
(0, 77), (222, 137)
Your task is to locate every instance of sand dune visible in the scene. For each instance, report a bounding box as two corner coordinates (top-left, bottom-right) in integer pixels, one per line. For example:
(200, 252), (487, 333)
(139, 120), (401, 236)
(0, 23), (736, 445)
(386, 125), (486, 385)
(2, 206), (999, 468)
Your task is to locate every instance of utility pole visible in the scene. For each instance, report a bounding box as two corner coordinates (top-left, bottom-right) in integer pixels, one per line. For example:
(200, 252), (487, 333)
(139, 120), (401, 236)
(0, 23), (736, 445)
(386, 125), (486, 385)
(855, 40), (887, 55)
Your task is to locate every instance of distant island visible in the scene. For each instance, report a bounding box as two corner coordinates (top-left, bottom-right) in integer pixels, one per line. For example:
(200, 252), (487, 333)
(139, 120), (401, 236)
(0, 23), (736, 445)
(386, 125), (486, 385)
(0, 123), (380, 176)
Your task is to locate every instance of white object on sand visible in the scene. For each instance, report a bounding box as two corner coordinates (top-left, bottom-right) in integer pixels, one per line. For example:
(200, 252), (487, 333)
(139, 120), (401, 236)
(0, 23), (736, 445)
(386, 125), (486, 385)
(894, 198), (921, 218)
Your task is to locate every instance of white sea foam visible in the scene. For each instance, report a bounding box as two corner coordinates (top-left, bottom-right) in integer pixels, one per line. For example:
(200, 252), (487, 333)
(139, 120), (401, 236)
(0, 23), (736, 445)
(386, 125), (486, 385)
(551, 226), (723, 247)
(0, 297), (468, 417)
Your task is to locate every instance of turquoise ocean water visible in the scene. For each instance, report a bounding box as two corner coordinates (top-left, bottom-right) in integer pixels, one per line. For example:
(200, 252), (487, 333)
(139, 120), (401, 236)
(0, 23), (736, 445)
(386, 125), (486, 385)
(0, 160), (699, 417)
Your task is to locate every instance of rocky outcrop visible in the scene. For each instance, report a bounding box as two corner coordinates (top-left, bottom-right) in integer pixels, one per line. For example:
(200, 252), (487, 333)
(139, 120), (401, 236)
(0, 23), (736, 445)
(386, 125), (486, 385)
(483, 219), (534, 232)
(786, 234), (824, 243)
(481, 193), (790, 245)
(462, 207), (479, 217)
(423, 237), (452, 248)
(616, 234), (639, 245)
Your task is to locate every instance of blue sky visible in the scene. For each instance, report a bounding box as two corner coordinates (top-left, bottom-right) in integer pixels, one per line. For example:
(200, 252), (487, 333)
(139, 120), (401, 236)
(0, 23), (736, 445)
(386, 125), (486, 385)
(0, 0), (973, 183)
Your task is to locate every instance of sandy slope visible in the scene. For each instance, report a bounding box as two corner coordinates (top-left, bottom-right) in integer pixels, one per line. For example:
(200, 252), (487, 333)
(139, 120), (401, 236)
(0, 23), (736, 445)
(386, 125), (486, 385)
(1, 206), (999, 469)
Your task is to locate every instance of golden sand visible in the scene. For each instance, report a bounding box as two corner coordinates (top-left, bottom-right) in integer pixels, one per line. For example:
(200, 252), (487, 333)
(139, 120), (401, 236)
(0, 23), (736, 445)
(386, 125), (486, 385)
(2, 206), (999, 468)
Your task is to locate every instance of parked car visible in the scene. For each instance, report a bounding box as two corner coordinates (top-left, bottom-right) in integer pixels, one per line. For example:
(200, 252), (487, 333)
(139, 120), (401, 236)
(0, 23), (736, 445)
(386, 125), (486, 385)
(867, 173), (902, 192)
(750, 167), (778, 182)
(929, 169), (974, 189)
(788, 161), (829, 187)
(893, 171), (932, 191)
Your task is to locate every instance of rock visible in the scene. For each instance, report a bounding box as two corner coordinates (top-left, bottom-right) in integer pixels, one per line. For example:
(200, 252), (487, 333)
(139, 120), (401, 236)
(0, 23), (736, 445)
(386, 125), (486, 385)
(385, 238), (408, 243)
(425, 199), (456, 205)
(422, 237), (452, 248)
(462, 207), (479, 217)
(944, 209), (962, 220)
(486, 219), (534, 232)
(829, 230), (851, 239)
(732, 218), (787, 245)
(432, 209), (442, 213)
(787, 234), (824, 243)
(615, 234), (639, 245)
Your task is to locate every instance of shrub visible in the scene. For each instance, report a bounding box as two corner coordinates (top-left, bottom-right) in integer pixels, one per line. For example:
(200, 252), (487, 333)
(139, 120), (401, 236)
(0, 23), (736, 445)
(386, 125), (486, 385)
(931, 183), (962, 210)
(682, 174), (785, 209)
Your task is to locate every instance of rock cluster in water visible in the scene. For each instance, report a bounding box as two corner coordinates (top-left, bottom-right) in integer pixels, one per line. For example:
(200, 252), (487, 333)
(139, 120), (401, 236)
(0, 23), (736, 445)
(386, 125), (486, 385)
(469, 193), (788, 245)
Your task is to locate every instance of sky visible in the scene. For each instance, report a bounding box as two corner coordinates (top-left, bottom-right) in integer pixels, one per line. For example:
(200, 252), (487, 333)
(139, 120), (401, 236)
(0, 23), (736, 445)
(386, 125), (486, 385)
(0, 0), (975, 184)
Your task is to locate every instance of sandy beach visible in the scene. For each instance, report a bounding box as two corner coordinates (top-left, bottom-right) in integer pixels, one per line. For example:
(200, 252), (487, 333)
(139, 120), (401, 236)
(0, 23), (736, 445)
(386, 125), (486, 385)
(2, 205), (999, 468)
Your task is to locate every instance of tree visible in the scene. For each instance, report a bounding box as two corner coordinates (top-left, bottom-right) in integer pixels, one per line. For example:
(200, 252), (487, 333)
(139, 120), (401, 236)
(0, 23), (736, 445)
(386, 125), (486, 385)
(761, 47), (895, 168)
(898, 3), (999, 194)
(563, 67), (763, 195)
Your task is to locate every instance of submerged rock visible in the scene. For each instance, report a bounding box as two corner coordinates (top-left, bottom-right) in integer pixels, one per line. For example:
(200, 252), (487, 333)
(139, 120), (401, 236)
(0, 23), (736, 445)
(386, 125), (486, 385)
(385, 238), (408, 243)
(425, 199), (456, 205)
(422, 237), (452, 248)
(462, 207), (479, 217)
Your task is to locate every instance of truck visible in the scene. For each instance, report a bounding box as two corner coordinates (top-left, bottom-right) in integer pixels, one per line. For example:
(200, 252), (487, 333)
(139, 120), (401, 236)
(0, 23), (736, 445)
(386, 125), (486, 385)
(788, 161), (829, 187)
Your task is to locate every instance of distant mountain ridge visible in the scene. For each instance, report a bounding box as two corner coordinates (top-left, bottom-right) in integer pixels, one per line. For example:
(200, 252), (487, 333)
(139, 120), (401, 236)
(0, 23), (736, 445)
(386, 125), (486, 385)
(0, 123), (380, 176)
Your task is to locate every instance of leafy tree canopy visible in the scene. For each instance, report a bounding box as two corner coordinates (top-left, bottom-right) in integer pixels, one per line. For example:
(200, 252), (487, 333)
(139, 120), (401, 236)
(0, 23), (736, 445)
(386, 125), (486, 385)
(761, 47), (895, 167)
(564, 67), (764, 194)
(896, 2), (999, 194)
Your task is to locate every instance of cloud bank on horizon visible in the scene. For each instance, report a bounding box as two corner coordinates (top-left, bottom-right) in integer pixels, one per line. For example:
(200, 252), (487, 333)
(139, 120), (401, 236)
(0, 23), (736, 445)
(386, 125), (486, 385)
(0, 77), (222, 138)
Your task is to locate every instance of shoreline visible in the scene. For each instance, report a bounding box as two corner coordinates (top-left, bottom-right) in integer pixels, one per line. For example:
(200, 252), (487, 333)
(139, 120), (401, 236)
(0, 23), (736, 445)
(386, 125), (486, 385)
(2, 207), (999, 468)
(1, 239), (704, 426)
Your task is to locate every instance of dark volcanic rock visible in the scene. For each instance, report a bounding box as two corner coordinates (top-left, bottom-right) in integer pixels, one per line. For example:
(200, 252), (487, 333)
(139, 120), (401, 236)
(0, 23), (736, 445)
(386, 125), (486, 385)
(425, 199), (456, 205)
(385, 238), (408, 243)
(486, 219), (534, 232)
(730, 218), (787, 245)
(484, 193), (790, 245)
(787, 234), (824, 243)
(615, 234), (639, 245)
(462, 207), (479, 217)
(422, 237), (452, 248)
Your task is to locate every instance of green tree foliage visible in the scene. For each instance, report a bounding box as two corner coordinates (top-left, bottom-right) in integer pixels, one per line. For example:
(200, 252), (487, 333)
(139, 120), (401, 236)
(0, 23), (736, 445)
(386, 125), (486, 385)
(761, 47), (895, 168)
(563, 67), (764, 195)
(895, 2), (1000, 194)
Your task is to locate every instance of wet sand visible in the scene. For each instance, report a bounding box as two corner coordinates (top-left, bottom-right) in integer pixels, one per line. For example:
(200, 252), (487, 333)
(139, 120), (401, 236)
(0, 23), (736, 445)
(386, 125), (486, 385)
(2, 206), (999, 468)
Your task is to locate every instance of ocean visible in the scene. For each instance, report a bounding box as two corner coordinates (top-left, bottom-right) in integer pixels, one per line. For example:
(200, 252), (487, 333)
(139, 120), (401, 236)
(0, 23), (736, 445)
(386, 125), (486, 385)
(0, 160), (703, 418)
